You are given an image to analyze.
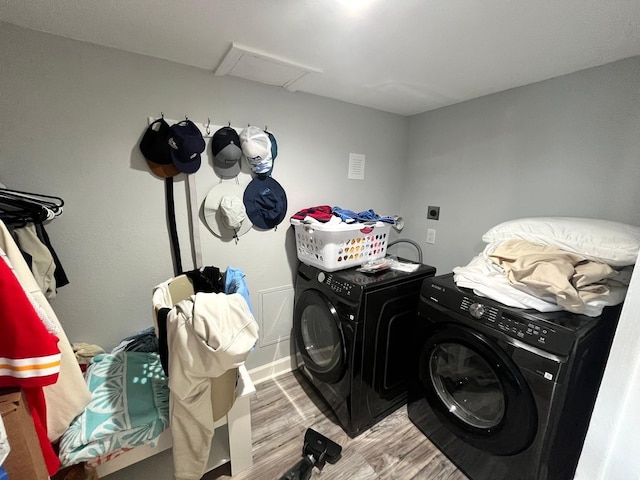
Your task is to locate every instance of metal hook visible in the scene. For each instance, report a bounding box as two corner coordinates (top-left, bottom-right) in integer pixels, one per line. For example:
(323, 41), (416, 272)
(205, 118), (211, 135)
(185, 115), (189, 121)
(264, 125), (268, 132)
(228, 121), (231, 127)
(161, 112), (164, 119)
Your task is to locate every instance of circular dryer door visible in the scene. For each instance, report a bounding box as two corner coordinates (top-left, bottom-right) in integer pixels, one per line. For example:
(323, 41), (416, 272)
(294, 289), (346, 384)
(418, 323), (537, 455)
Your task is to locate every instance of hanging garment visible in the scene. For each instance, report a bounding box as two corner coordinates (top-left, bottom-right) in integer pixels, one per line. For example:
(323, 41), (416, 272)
(12, 223), (57, 298)
(0, 188), (69, 289)
(0, 259), (61, 474)
(0, 220), (91, 441)
(152, 277), (258, 480)
(1, 247), (58, 336)
(33, 221), (69, 288)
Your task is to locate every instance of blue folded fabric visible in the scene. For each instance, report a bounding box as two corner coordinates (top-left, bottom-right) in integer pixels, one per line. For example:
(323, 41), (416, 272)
(331, 207), (396, 224)
(225, 266), (254, 314)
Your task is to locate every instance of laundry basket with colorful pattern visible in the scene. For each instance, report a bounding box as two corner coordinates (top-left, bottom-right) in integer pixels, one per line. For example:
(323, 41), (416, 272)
(291, 219), (390, 272)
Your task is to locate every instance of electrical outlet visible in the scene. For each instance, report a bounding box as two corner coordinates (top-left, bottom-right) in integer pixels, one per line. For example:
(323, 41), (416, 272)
(427, 228), (436, 244)
(427, 206), (440, 220)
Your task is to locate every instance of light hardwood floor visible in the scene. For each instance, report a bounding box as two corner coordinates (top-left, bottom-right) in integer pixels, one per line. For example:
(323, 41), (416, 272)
(207, 369), (468, 480)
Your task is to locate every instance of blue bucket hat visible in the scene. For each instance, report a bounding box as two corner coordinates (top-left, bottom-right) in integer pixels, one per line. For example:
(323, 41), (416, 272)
(243, 176), (287, 230)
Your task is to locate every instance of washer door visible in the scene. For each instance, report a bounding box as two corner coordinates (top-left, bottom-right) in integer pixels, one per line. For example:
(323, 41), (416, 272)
(418, 323), (537, 455)
(294, 289), (346, 384)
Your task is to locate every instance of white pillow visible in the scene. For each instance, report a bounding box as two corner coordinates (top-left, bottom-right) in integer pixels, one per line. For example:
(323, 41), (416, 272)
(482, 217), (640, 267)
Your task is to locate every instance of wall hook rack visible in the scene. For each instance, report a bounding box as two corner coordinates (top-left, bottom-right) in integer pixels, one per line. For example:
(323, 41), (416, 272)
(147, 116), (242, 139)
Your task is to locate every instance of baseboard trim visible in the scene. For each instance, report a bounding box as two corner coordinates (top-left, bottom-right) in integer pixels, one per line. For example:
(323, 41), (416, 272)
(248, 356), (297, 385)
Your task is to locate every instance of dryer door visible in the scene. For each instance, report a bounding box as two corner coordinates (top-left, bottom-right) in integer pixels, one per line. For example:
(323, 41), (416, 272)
(294, 289), (346, 384)
(418, 323), (537, 455)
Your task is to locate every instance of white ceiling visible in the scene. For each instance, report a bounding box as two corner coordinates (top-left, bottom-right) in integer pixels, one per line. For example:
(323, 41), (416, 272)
(2, 0), (640, 116)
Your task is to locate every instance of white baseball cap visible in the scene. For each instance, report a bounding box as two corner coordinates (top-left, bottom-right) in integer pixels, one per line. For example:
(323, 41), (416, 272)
(240, 126), (273, 175)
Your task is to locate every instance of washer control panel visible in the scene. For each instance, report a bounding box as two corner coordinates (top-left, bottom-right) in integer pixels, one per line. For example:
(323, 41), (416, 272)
(458, 296), (571, 354)
(464, 299), (499, 322)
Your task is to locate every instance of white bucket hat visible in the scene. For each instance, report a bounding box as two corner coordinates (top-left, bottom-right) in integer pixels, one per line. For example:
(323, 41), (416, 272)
(203, 183), (253, 239)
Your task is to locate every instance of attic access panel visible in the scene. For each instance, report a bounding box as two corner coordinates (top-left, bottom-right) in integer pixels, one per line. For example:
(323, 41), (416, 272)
(215, 43), (323, 92)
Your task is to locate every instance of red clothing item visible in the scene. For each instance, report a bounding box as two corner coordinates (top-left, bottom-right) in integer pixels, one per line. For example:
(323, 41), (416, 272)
(291, 205), (334, 222)
(0, 259), (61, 474)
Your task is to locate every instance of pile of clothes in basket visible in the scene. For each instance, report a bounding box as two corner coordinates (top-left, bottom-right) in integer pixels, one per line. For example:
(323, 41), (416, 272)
(291, 205), (397, 225)
(58, 265), (258, 478)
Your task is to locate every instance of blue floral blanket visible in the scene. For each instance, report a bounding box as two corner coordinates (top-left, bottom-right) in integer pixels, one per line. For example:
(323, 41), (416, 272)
(58, 352), (169, 467)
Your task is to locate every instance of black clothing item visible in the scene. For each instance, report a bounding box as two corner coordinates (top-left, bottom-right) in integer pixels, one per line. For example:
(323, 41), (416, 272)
(34, 221), (69, 287)
(184, 266), (224, 293)
(157, 307), (171, 377)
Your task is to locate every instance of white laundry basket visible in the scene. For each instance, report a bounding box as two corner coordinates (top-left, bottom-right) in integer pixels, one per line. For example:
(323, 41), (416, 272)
(291, 219), (390, 272)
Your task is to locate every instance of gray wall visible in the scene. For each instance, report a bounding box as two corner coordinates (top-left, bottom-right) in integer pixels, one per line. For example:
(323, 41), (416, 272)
(403, 56), (640, 272)
(0, 22), (409, 369)
(2, 21), (640, 372)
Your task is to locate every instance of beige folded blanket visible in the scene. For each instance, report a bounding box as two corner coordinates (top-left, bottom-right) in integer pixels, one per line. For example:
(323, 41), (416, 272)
(489, 239), (625, 315)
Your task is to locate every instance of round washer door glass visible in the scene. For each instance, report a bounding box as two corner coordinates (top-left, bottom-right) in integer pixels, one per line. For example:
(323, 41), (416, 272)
(301, 303), (342, 369)
(430, 342), (505, 429)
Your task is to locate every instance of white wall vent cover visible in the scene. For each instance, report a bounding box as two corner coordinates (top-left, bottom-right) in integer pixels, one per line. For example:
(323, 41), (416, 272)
(348, 153), (365, 180)
(215, 43), (322, 92)
(257, 285), (294, 347)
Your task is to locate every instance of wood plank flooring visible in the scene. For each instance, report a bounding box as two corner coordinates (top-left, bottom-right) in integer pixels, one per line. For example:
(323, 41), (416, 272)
(207, 369), (468, 480)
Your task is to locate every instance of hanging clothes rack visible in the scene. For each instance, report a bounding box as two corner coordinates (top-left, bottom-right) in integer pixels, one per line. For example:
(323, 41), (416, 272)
(0, 188), (64, 226)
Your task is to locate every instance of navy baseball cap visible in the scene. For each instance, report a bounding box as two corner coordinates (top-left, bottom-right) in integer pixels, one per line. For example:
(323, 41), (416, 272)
(167, 120), (205, 174)
(140, 118), (180, 178)
(262, 130), (278, 177)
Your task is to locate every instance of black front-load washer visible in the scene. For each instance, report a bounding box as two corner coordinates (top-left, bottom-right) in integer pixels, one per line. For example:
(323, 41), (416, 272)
(294, 260), (436, 437)
(407, 273), (622, 480)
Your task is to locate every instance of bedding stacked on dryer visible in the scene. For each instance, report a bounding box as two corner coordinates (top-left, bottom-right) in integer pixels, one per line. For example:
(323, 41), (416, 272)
(453, 217), (639, 316)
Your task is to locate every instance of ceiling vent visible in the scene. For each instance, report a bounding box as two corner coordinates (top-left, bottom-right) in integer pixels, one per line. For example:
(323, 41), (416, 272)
(214, 43), (322, 92)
